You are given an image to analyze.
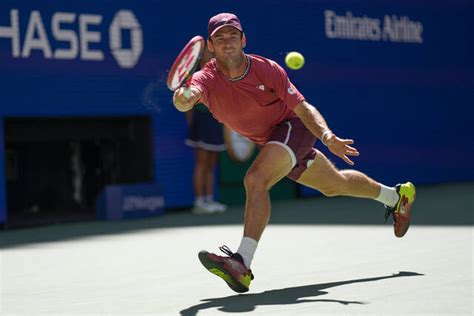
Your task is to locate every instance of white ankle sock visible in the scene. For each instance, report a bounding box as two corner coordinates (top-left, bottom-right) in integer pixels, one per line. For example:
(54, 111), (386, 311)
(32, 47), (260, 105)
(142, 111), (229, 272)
(205, 195), (213, 202)
(375, 184), (399, 208)
(237, 237), (258, 269)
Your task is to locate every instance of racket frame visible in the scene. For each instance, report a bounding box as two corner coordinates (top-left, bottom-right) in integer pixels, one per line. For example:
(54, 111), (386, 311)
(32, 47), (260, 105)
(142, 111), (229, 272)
(167, 35), (205, 98)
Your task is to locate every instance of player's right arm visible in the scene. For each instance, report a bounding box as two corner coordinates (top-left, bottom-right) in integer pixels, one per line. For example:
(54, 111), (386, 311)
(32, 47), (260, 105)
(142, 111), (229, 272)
(172, 86), (202, 112)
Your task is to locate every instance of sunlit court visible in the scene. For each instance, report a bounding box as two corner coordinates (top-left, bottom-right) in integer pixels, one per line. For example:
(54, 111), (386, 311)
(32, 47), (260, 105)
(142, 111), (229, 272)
(0, 0), (473, 315)
(1, 183), (472, 315)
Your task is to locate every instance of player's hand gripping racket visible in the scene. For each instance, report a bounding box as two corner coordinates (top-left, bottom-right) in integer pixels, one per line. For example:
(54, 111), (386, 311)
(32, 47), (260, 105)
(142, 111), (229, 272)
(167, 35), (205, 98)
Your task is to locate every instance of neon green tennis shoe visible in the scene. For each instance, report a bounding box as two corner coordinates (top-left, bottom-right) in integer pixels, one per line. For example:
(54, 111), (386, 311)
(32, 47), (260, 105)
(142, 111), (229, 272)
(385, 182), (416, 237)
(198, 246), (254, 293)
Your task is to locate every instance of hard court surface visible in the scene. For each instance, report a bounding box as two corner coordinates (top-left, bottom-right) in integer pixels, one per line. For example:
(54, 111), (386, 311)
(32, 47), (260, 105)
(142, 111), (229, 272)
(1, 183), (473, 315)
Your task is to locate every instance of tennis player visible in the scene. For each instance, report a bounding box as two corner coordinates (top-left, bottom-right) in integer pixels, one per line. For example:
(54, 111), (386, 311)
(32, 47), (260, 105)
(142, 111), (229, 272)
(173, 12), (416, 293)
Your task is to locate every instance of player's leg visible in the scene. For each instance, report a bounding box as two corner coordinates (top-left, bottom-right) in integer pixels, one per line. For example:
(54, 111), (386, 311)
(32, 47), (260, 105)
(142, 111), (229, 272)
(277, 117), (415, 237)
(242, 142), (294, 241)
(296, 150), (415, 237)
(296, 150), (381, 199)
(198, 142), (293, 293)
(232, 118), (308, 271)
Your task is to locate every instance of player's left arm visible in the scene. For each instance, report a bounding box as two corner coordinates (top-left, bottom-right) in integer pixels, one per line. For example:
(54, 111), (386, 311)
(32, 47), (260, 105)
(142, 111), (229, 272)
(268, 60), (358, 164)
(293, 101), (359, 165)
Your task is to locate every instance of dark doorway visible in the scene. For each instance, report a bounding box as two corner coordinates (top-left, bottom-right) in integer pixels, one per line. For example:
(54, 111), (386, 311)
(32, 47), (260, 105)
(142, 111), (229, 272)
(4, 116), (154, 227)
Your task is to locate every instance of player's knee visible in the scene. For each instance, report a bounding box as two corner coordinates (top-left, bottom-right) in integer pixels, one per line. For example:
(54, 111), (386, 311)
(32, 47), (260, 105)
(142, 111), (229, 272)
(244, 170), (268, 191)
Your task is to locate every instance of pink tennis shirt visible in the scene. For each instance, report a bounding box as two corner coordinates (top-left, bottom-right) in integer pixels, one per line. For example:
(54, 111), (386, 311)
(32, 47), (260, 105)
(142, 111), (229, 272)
(191, 54), (305, 146)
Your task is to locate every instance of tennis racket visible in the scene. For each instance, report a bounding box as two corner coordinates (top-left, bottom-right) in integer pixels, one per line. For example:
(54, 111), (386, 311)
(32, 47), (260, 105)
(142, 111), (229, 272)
(167, 35), (205, 98)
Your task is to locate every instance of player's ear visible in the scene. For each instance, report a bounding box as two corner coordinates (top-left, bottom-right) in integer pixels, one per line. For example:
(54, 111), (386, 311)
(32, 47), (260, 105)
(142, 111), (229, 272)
(207, 39), (215, 53)
(242, 33), (247, 48)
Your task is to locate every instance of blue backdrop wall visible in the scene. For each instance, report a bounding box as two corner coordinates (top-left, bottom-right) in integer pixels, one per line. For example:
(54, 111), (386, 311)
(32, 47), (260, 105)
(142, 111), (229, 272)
(0, 0), (473, 222)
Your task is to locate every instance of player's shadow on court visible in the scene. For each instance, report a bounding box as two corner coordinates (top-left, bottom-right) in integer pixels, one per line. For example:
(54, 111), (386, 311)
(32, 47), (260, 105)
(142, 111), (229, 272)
(180, 271), (423, 315)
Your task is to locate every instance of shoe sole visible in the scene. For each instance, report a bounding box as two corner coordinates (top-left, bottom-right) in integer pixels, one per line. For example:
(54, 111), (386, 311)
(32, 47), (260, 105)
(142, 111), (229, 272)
(198, 251), (249, 293)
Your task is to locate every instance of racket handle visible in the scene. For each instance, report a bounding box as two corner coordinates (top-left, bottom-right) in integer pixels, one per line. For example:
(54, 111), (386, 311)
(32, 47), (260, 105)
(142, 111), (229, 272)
(183, 87), (191, 98)
(183, 75), (193, 99)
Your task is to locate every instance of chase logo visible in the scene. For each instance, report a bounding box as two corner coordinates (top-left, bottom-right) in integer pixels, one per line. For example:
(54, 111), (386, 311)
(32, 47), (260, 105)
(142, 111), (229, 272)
(0, 9), (143, 69)
(109, 10), (143, 68)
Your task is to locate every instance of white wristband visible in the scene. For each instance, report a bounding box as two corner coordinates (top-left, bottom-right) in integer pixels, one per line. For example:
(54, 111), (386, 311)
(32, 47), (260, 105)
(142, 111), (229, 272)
(321, 130), (333, 146)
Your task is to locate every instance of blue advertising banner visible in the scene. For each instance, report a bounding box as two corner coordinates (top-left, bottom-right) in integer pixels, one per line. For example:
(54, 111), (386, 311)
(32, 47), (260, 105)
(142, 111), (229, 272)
(96, 183), (165, 220)
(0, 0), (472, 221)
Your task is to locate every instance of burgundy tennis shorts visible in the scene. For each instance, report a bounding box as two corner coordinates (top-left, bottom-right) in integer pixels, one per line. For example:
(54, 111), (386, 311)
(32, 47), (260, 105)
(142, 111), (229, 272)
(266, 117), (318, 181)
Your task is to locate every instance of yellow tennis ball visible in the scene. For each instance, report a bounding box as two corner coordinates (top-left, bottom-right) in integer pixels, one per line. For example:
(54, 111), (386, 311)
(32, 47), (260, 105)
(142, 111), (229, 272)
(285, 51), (305, 70)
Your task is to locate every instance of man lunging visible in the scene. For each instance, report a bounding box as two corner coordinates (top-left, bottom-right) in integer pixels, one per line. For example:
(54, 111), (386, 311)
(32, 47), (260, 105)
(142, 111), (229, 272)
(173, 13), (416, 293)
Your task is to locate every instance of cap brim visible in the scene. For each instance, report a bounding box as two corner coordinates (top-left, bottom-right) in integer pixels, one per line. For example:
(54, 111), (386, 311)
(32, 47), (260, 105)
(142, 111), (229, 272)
(209, 25), (242, 38)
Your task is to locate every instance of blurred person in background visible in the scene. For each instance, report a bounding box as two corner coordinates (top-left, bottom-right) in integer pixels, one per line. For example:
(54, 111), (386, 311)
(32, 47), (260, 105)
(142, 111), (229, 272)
(185, 47), (228, 215)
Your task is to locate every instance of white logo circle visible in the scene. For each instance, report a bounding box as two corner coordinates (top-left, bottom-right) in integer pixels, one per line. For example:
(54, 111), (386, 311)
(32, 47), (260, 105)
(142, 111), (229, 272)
(109, 10), (143, 69)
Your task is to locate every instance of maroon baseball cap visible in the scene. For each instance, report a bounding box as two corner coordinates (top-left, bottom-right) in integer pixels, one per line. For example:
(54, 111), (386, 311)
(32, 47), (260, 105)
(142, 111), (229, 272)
(208, 13), (243, 38)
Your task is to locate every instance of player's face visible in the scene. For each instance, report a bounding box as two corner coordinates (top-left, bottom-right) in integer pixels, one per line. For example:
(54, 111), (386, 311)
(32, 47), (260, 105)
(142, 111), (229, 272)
(208, 26), (245, 61)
